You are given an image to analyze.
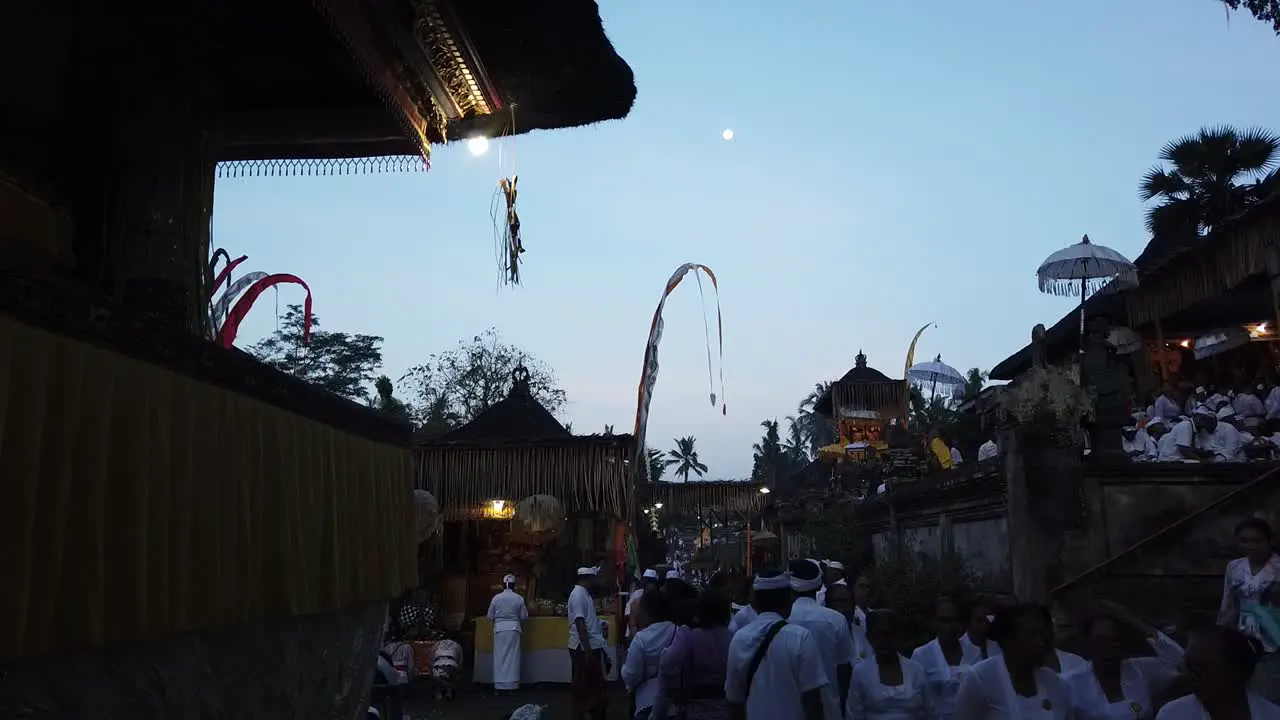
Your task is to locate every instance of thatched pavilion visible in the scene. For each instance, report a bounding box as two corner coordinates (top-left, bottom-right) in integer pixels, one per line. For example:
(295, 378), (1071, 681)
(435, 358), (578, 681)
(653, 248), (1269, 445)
(2, 1), (634, 715)
(415, 367), (634, 620)
(813, 351), (904, 421)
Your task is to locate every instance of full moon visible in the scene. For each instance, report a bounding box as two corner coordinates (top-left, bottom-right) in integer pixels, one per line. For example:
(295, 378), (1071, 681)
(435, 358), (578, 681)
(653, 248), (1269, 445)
(466, 136), (490, 156)
(722, 129), (735, 141)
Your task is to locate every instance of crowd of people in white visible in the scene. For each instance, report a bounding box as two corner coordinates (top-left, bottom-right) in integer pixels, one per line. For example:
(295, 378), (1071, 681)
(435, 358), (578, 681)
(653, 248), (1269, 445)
(601, 519), (1280, 720)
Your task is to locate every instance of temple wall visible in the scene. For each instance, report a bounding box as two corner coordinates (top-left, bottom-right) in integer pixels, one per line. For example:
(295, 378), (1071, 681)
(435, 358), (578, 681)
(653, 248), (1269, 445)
(1054, 461), (1280, 629)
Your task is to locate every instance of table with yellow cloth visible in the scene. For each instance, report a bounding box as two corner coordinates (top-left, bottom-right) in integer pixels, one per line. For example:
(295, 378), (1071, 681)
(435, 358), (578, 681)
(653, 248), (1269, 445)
(473, 616), (618, 684)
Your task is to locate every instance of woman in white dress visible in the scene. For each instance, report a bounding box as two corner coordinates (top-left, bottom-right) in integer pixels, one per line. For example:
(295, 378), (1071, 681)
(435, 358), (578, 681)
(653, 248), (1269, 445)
(963, 600), (1000, 661)
(1155, 625), (1280, 719)
(911, 596), (981, 720)
(1065, 601), (1184, 719)
(953, 602), (1074, 719)
(1218, 517), (1280, 703)
(487, 574), (530, 695)
(1046, 607), (1088, 677)
(848, 609), (932, 720)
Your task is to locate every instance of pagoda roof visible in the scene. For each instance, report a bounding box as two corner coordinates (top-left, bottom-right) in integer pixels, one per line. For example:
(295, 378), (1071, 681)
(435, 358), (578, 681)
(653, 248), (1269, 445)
(218, 0), (635, 168)
(813, 351), (901, 416)
(435, 366), (569, 443)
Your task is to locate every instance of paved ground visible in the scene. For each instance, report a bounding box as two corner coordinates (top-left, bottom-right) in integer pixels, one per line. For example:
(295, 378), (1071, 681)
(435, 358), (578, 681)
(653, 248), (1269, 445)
(403, 682), (629, 720)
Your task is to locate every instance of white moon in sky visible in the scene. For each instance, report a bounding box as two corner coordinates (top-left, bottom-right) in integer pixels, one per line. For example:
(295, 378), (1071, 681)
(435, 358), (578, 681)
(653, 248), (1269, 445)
(466, 136), (490, 156)
(722, 129), (735, 141)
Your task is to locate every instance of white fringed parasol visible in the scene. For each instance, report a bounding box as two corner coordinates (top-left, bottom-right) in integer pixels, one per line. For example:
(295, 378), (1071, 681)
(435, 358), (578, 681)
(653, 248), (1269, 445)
(1036, 235), (1137, 352)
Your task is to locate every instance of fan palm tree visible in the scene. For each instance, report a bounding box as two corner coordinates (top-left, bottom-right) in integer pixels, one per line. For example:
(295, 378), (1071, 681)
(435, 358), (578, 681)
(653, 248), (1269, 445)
(795, 381), (837, 455)
(1140, 126), (1279, 248)
(664, 436), (708, 482)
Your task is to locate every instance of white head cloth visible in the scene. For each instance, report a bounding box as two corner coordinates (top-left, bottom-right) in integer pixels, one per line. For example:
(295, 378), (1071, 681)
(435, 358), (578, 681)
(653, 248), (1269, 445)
(503, 574), (516, 586)
(790, 560), (823, 592)
(753, 571), (791, 591)
(1193, 405), (1216, 419)
(1147, 417), (1166, 429)
(642, 568), (659, 579)
(665, 569), (681, 580)
(826, 560), (845, 571)
(1217, 405), (1237, 420)
(576, 566), (600, 576)
(1196, 386), (1207, 395)
(509, 705), (546, 720)
(833, 578), (848, 587)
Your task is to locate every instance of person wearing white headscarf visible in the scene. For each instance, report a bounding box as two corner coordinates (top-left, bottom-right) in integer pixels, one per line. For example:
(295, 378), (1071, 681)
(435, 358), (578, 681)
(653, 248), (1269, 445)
(487, 573), (529, 693)
(627, 569), (660, 639)
(568, 566), (609, 718)
(665, 569), (682, 580)
(788, 559), (855, 720)
(725, 569), (828, 720)
(1121, 417), (1155, 461)
(1233, 382), (1267, 430)
(1144, 418), (1179, 462)
(816, 560), (845, 607)
(1203, 405), (1245, 462)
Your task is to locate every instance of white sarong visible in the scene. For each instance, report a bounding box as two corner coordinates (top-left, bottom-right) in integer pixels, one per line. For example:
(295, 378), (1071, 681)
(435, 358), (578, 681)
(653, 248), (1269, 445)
(493, 629), (522, 690)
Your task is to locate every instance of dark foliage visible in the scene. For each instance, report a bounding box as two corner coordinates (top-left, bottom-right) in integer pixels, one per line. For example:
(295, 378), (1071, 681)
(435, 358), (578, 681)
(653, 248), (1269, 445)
(248, 304), (384, 402)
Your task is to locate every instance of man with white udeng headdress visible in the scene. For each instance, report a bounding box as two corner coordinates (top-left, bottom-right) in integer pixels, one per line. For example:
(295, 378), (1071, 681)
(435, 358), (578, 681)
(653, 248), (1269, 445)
(487, 573), (529, 695)
(568, 566), (609, 720)
(788, 559), (854, 720)
(626, 568), (660, 639)
(815, 560), (845, 607)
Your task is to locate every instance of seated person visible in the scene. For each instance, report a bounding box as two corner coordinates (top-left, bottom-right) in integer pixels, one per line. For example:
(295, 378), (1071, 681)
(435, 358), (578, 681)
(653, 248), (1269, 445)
(430, 636), (465, 701)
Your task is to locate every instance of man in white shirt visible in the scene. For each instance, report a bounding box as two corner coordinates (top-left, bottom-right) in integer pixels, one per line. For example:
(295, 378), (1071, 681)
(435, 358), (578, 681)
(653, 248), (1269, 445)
(1233, 382), (1267, 430)
(625, 568), (659, 639)
(1172, 412), (1204, 461)
(1204, 405), (1246, 461)
(1151, 383), (1183, 421)
(788, 560), (854, 720)
(1120, 420), (1154, 461)
(486, 573), (529, 694)
(977, 434), (1000, 463)
(567, 566), (608, 720)
(725, 569), (826, 720)
(815, 560), (844, 607)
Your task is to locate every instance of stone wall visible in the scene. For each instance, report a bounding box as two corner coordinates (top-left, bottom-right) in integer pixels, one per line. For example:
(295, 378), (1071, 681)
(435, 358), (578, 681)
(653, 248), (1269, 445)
(1054, 461), (1280, 629)
(0, 601), (387, 720)
(863, 469), (1010, 588)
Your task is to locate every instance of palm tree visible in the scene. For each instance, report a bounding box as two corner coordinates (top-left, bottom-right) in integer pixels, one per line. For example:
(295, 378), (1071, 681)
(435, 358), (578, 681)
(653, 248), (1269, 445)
(371, 375), (411, 419)
(795, 381), (837, 455)
(784, 416), (810, 467)
(952, 368), (987, 407)
(909, 385), (956, 434)
(602, 424), (615, 436)
(752, 419), (787, 485)
(644, 447), (667, 482)
(664, 436), (708, 482)
(1140, 126), (1279, 248)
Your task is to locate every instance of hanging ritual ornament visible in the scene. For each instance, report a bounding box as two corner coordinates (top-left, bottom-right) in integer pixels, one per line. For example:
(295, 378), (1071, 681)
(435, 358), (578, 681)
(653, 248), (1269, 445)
(631, 264), (727, 480)
(204, 249), (313, 350)
(511, 494), (565, 545)
(493, 175), (524, 285)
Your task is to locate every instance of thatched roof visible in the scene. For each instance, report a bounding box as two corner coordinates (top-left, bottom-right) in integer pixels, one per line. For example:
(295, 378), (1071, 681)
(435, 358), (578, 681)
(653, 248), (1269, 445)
(641, 481), (771, 515)
(218, 0), (635, 169)
(813, 351), (903, 417)
(435, 367), (568, 443)
(990, 194), (1280, 381)
(415, 433), (634, 517)
(413, 367), (635, 516)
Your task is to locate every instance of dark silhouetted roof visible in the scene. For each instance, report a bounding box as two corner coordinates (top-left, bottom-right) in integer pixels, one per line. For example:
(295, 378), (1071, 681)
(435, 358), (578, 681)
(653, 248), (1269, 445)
(437, 366), (569, 442)
(814, 351), (900, 416)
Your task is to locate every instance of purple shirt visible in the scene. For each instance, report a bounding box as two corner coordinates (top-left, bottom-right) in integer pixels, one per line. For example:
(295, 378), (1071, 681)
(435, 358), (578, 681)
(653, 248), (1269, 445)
(659, 625), (733, 720)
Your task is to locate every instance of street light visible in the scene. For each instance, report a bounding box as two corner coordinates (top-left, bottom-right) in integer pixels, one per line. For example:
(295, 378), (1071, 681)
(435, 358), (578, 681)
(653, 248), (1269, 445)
(759, 487), (771, 494)
(654, 502), (664, 509)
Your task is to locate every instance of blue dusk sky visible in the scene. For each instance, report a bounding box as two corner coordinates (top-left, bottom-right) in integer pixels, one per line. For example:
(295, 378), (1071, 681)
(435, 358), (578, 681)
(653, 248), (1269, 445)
(213, 0), (1280, 479)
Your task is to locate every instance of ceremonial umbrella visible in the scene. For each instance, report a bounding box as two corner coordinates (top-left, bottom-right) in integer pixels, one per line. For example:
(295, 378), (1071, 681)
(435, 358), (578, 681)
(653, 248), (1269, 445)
(1036, 234), (1137, 352)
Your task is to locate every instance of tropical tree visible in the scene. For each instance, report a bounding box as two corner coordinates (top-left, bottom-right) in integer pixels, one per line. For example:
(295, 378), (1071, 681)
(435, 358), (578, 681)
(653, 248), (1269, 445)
(1220, 0), (1280, 33)
(400, 328), (566, 432)
(602, 424), (615, 436)
(665, 436), (708, 482)
(794, 381), (838, 455)
(645, 447), (667, 482)
(249, 304), (384, 402)
(1140, 126), (1279, 247)
(784, 416), (810, 467)
(751, 419), (788, 485)
(953, 368), (988, 407)
(371, 375), (411, 420)
(909, 385), (957, 436)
